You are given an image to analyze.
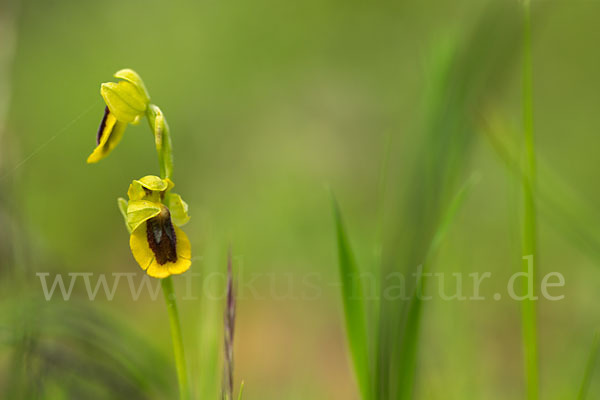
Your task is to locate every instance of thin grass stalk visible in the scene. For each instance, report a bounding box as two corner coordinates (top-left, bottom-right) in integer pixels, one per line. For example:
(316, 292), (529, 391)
(222, 250), (236, 400)
(520, 1), (539, 399)
(481, 117), (600, 269)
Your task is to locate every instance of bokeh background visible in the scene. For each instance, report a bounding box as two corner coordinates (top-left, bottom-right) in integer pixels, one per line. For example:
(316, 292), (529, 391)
(2, 0), (600, 399)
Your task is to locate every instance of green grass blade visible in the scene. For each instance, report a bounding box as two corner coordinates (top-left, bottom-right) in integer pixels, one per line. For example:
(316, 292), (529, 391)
(375, 5), (521, 397)
(332, 196), (371, 400)
(237, 381), (245, 400)
(577, 332), (600, 400)
(395, 175), (478, 400)
(427, 174), (479, 261)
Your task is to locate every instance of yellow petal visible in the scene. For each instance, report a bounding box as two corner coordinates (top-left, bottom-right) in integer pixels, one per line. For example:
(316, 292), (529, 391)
(130, 224), (192, 278)
(137, 175), (170, 191)
(126, 180), (147, 202)
(129, 223), (154, 272)
(169, 226), (192, 275)
(86, 112), (127, 163)
(146, 263), (171, 279)
(164, 178), (175, 192)
(127, 176), (174, 202)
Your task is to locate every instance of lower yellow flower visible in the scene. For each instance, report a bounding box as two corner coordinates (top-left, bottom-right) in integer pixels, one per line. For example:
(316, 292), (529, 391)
(130, 206), (192, 278)
(125, 176), (191, 278)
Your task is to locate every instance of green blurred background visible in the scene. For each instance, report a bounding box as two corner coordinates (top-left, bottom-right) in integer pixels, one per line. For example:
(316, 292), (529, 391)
(2, 0), (600, 398)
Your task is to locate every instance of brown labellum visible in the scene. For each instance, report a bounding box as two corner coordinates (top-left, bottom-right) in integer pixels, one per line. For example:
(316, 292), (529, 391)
(146, 208), (178, 265)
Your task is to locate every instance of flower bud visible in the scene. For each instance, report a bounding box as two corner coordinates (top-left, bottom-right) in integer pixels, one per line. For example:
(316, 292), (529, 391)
(87, 69), (151, 163)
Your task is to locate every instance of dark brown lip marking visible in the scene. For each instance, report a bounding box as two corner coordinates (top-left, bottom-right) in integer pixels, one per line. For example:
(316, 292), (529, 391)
(146, 210), (178, 265)
(97, 106), (110, 145)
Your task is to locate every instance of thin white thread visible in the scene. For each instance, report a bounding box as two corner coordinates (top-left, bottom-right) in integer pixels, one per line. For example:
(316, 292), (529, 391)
(0, 100), (99, 181)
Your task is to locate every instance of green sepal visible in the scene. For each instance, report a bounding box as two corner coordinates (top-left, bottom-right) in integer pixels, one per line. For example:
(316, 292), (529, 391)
(114, 68), (150, 103)
(165, 192), (190, 227)
(117, 197), (131, 233)
(126, 200), (162, 233)
(101, 81), (147, 123)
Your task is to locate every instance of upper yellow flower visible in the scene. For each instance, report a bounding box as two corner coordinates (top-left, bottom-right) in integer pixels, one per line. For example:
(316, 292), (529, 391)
(87, 69), (150, 164)
(125, 175), (191, 278)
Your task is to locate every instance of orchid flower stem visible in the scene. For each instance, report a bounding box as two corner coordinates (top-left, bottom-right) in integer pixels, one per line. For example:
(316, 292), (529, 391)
(148, 104), (188, 399)
(162, 276), (189, 400)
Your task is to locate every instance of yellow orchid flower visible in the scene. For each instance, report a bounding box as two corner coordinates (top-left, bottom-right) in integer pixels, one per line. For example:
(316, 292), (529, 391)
(123, 175), (191, 278)
(87, 69), (150, 164)
(87, 68), (194, 396)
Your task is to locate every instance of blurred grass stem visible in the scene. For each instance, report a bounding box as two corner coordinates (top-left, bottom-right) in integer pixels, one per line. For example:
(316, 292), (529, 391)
(521, 1), (539, 399)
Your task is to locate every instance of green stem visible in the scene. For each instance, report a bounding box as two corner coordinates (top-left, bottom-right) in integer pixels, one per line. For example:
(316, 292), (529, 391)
(521, 1), (538, 399)
(146, 104), (174, 180)
(161, 276), (189, 400)
(148, 103), (186, 398)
